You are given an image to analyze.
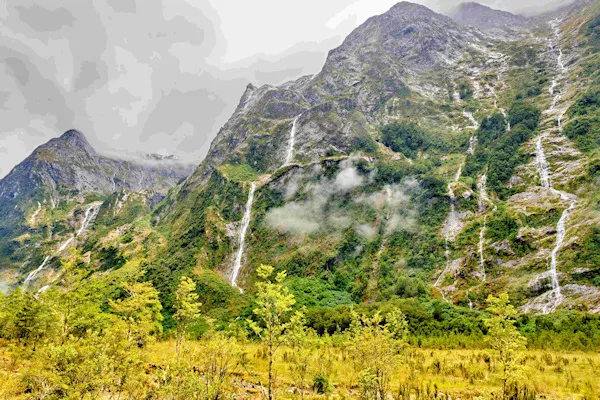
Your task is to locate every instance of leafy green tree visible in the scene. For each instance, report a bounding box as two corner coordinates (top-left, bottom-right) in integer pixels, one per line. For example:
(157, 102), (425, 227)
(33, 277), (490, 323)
(349, 309), (408, 400)
(248, 265), (304, 400)
(484, 293), (527, 398)
(173, 276), (201, 354)
(109, 280), (163, 347)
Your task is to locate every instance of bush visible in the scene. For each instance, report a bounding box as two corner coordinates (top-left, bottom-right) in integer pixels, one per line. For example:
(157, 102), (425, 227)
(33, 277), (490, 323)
(380, 122), (431, 158)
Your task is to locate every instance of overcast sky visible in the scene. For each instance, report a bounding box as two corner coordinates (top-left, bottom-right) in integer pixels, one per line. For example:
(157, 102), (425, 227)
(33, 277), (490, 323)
(0, 0), (574, 178)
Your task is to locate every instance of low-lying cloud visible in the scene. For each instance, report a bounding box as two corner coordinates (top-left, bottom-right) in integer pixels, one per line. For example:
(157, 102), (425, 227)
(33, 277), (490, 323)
(265, 161), (420, 237)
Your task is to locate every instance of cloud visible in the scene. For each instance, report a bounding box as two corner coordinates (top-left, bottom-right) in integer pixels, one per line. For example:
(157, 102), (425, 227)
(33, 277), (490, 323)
(264, 161), (420, 238)
(0, 0), (578, 179)
(265, 161), (363, 235)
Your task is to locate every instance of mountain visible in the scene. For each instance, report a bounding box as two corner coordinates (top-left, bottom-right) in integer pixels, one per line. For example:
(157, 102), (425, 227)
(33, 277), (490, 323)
(3, 1), (600, 318)
(140, 0), (600, 316)
(448, 2), (531, 37)
(0, 129), (193, 284)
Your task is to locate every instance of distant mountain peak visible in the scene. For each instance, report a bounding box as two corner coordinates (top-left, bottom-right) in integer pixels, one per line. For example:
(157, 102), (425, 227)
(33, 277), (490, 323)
(59, 129), (87, 142)
(449, 2), (530, 35)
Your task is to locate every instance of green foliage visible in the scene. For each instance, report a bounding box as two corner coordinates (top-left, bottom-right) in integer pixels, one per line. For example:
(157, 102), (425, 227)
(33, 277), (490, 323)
(457, 81), (473, 100)
(486, 207), (518, 243)
(109, 280), (163, 346)
(218, 163), (260, 182)
(380, 122), (434, 158)
(349, 309), (408, 399)
(585, 14), (600, 51)
(351, 135), (379, 154)
(287, 277), (354, 308)
(564, 88), (600, 152)
(174, 276), (202, 352)
(464, 102), (539, 197)
(98, 245), (126, 271)
(484, 294), (527, 397)
(247, 265), (304, 400)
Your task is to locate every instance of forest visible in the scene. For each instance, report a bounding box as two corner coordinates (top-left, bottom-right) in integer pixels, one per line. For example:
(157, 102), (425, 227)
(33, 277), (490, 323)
(1, 253), (599, 399)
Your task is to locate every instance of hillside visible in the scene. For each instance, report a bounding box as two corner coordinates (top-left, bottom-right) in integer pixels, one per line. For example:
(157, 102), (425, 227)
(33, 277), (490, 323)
(2, 1), (600, 316)
(0, 130), (193, 290)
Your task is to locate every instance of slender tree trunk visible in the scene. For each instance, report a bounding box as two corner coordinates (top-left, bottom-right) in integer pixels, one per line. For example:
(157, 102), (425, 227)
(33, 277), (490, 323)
(268, 341), (273, 400)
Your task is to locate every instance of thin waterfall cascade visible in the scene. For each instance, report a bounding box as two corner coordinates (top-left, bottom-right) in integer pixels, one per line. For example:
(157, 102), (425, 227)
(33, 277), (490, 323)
(453, 90), (461, 104)
(463, 111), (479, 130)
(23, 256), (51, 286)
(58, 237), (74, 252)
(285, 116), (301, 165)
(467, 291), (473, 310)
(479, 216), (487, 282)
(30, 201), (42, 224)
(477, 174), (490, 212)
(543, 201), (576, 314)
(231, 183), (257, 291)
(467, 136), (477, 155)
(535, 137), (552, 189)
(77, 203), (100, 236)
(23, 202), (102, 287)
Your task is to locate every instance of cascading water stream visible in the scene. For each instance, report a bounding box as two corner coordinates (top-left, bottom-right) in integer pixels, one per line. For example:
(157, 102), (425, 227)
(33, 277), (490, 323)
(23, 256), (50, 286)
(463, 111), (479, 130)
(533, 19), (575, 314)
(77, 204), (99, 236)
(544, 201), (576, 313)
(23, 202), (101, 287)
(231, 183), (256, 291)
(479, 216), (487, 282)
(535, 137), (552, 188)
(435, 163), (465, 302)
(30, 201), (42, 224)
(285, 116), (301, 165)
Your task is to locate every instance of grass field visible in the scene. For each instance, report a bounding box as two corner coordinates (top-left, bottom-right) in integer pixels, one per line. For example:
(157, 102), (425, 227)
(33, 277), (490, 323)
(145, 340), (600, 399)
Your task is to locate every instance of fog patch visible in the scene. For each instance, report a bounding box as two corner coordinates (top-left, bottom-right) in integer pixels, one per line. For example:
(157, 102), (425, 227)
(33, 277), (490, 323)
(334, 163), (364, 191)
(265, 161), (365, 235)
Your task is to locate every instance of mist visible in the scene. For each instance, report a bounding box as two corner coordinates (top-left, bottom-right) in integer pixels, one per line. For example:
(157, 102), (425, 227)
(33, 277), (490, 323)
(0, 0), (577, 178)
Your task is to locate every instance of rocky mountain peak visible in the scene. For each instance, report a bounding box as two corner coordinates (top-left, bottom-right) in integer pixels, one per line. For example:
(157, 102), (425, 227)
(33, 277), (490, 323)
(448, 2), (530, 35)
(39, 129), (98, 160)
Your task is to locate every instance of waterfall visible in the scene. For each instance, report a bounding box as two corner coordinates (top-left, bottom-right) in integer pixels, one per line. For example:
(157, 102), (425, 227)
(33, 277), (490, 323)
(30, 201), (42, 224)
(477, 174), (490, 212)
(543, 201), (576, 313)
(463, 111), (479, 130)
(479, 216), (487, 282)
(77, 203), (100, 236)
(453, 90), (461, 104)
(23, 202), (101, 287)
(285, 116), (301, 165)
(467, 290), (473, 310)
(58, 237), (74, 252)
(231, 183), (257, 291)
(535, 137), (552, 188)
(467, 136), (477, 155)
(23, 256), (51, 286)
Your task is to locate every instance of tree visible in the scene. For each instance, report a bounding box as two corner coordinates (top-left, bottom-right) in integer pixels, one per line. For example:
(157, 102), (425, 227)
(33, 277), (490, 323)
(108, 279), (163, 396)
(484, 293), (527, 398)
(349, 309), (408, 400)
(173, 276), (201, 355)
(247, 265), (304, 400)
(109, 280), (163, 347)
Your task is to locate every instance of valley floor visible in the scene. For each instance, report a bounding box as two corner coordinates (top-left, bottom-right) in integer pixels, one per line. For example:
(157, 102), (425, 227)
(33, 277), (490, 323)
(145, 343), (597, 399)
(3, 339), (595, 399)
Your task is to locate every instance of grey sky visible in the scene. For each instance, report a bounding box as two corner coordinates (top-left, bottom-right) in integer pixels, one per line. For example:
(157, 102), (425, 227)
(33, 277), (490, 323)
(0, 0), (574, 178)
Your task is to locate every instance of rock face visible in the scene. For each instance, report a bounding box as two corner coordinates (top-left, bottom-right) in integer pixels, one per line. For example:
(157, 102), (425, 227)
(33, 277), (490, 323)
(448, 2), (531, 37)
(0, 129), (193, 267)
(189, 2), (487, 187)
(155, 1), (600, 313)
(0, 129), (192, 202)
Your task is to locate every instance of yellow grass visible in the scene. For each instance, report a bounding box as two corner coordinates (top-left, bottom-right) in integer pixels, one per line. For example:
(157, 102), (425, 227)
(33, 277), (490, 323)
(147, 340), (600, 399)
